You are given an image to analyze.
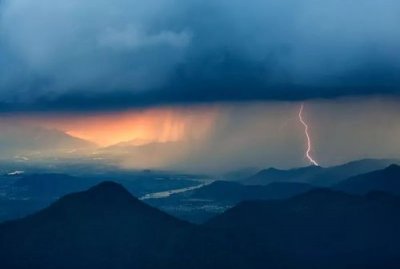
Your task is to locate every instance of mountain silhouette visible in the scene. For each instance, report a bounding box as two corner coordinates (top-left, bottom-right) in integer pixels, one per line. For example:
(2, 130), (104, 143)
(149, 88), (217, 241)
(335, 164), (400, 195)
(146, 180), (314, 223)
(242, 159), (399, 187)
(310, 159), (400, 186)
(188, 180), (314, 203)
(2, 182), (400, 268)
(207, 188), (400, 268)
(0, 181), (193, 269)
(242, 165), (323, 185)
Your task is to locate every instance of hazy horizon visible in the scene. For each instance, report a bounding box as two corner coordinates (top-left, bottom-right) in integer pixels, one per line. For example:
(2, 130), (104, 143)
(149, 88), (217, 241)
(0, 96), (398, 173)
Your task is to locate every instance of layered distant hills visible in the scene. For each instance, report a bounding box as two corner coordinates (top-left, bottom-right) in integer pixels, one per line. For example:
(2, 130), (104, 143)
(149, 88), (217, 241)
(0, 170), (200, 222)
(2, 179), (400, 268)
(147, 159), (400, 222)
(335, 164), (400, 194)
(242, 158), (399, 186)
(2, 158), (400, 224)
(173, 180), (314, 203)
(1, 158), (400, 268)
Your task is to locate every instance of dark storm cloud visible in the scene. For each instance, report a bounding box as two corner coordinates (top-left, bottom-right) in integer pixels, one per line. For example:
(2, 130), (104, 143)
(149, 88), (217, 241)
(0, 0), (400, 112)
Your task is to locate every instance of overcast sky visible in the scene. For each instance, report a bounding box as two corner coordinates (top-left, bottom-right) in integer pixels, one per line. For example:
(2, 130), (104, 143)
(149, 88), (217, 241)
(0, 1), (399, 171)
(0, 0), (399, 112)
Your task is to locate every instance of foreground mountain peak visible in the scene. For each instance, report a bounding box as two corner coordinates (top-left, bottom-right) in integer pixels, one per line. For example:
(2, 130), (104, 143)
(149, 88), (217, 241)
(55, 180), (139, 206)
(86, 181), (132, 196)
(0, 181), (192, 269)
(384, 164), (400, 172)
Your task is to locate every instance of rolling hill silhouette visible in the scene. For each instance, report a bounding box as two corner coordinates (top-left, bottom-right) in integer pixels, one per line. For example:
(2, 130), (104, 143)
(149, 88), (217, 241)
(185, 180), (314, 202)
(335, 164), (400, 195)
(0, 182), (194, 269)
(243, 165), (322, 185)
(2, 181), (400, 268)
(207, 188), (400, 268)
(243, 159), (399, 186)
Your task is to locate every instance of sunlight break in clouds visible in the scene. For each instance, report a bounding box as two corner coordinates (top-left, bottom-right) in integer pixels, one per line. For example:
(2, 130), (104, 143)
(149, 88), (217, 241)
(41, 107), (218, 147)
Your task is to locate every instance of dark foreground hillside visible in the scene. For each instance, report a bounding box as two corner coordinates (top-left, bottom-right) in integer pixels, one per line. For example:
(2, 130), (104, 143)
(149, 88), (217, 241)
(0, 182), (196, 269)
(207, 189), (400, 268)
(1, 181), (400, 269)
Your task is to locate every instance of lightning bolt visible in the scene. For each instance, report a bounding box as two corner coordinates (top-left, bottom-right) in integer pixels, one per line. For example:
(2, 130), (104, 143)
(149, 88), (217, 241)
(298, 103), (319, 166)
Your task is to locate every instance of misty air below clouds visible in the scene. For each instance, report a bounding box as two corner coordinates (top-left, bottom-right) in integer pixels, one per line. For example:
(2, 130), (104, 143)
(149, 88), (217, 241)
(0, 0), (400, 111)
(0, 98), (399, 173)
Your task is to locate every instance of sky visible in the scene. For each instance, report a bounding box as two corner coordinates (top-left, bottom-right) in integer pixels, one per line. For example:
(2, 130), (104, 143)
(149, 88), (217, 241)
(0, 0), (399, 110)
(0, 0), (399, 172)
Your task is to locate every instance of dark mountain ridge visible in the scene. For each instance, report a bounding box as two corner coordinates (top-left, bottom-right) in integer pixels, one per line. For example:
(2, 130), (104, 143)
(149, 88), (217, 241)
(207, 188), (400, 268)
(243, 158), (400, 186)
(2, 181), (400, 268)
(243, 165), (323, 185)
(335, 164), (400, 195)
(188, 180), (314, 202)
(0, 182), (194, 269)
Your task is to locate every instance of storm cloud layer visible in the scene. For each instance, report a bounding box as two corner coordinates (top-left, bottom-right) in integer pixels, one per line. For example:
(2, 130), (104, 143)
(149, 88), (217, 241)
(1, 0), (400, 111)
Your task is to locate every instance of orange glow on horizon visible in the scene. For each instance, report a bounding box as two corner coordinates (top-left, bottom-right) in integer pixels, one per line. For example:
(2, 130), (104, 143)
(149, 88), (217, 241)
(36, 107), (217, 147)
